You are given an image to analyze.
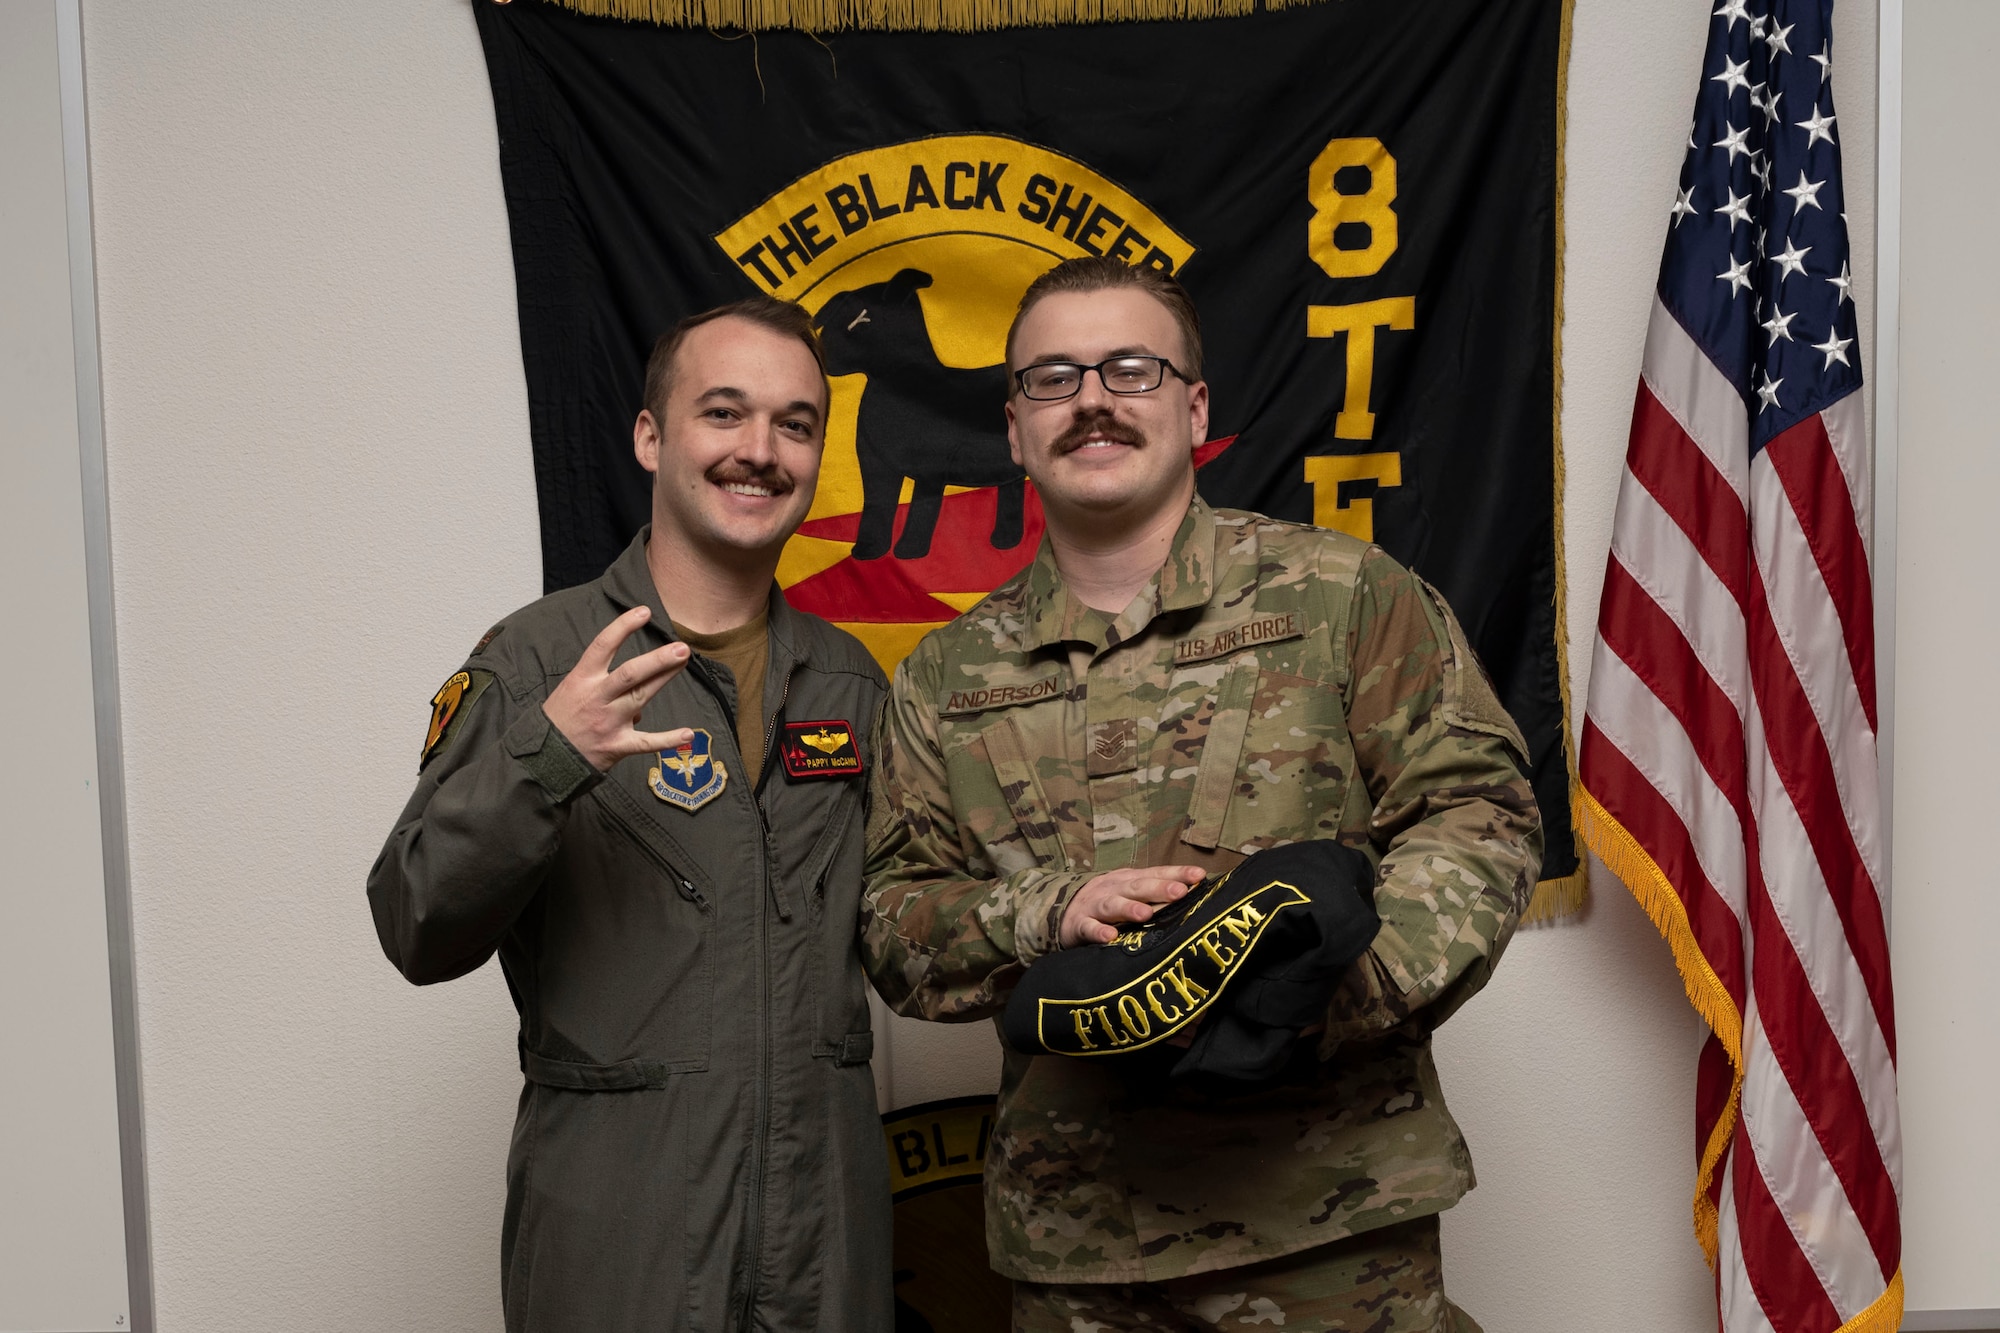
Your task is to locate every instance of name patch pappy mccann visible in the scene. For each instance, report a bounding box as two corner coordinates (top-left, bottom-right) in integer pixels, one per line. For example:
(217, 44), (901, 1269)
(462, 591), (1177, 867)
(779, 719), (865, 780)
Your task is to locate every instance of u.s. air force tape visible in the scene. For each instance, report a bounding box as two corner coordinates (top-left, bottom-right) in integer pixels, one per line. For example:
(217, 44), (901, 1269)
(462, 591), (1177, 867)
(1000, 840), (1381, 1086)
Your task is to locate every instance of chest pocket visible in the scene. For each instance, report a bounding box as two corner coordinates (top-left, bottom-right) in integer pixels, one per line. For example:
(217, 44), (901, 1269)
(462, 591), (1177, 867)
(978, 713), (1082, 873)
(1181, 656), (1351, 855)
(796, 779), (876, 1053)
(1181, 660), (1257, 850)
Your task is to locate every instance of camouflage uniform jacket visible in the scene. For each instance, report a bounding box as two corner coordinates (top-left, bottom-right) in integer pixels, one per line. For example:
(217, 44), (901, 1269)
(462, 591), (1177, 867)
(861, 497), (1542, 1283)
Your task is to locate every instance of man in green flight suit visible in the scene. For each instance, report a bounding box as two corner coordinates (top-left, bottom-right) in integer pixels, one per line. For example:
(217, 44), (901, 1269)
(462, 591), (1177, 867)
(862, 257), (1542, 1331)
(369, 297), (891, 1331)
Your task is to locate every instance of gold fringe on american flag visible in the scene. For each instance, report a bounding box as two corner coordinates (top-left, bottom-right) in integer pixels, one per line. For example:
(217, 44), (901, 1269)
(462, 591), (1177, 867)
(1577, 2), (1903, 1330)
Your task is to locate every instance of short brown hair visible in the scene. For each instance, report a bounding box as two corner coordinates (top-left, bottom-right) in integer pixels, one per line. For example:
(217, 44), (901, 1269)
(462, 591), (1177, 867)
(642, 295), (828, 420)
(1004, 256), (1204, 392)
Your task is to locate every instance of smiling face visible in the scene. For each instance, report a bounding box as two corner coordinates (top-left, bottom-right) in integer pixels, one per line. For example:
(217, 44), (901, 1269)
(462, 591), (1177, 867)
(1004, 287), (1208, 535)
(634, 315), (828, 564)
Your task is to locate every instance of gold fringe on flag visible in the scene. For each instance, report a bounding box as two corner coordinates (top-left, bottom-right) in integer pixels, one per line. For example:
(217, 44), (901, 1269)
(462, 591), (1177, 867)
(539, 0), (1337, 33)
(1838, 1270), (1905, 1333)
(1577, 788), (1744, 1266)
(1584, 784), (1907, 1322)
(1525, 0), (1585, 923)
(1523, 859), (1587, 923)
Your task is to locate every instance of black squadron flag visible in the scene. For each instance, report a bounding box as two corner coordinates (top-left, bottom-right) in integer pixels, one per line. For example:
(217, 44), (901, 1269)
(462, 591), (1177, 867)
(879, 1096), (1007, 1330)
(475, 0), (1581, 904)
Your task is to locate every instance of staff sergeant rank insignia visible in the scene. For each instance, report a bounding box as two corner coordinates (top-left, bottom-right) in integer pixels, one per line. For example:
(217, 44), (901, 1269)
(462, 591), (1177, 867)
(649, 728), (729, 811)
(779, 719), (864, 780)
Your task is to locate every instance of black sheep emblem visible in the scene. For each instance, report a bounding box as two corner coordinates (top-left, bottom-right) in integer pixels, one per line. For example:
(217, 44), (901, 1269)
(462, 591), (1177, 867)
(816, 269), (1027, 562)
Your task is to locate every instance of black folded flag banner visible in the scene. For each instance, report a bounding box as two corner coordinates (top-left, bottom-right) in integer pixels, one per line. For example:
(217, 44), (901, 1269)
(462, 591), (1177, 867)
(475, 0), (1582, 904)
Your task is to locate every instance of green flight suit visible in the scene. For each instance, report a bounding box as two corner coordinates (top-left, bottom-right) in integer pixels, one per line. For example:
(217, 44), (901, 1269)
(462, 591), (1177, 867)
(862, 498), (1542, 1286)
(369, 530), (892, 1332)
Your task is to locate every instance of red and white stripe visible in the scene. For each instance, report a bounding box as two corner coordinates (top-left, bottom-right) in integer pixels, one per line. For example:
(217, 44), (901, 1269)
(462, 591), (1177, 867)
(1580, 296), (1903, 1333)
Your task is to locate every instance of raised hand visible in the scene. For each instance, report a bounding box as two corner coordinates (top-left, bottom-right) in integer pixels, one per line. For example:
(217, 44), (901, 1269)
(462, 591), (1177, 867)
(541, 607), (694, 772)
(1059, 864), (1208, 948)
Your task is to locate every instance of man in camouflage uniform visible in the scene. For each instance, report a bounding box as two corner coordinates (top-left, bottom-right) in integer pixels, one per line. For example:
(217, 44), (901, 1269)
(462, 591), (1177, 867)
(862, 256), (1541, 1331)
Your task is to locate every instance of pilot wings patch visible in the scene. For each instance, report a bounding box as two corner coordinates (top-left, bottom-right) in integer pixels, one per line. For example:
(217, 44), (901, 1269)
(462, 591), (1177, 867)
(779, 719), (864, 781)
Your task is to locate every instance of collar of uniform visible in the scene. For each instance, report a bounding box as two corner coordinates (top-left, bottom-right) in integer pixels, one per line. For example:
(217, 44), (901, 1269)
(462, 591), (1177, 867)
(602, 527), (672, 632)
(600, 525), (803, 671)
(1015, 496), (1217, 653)
(762, 582), (807, 676)
(1158, 496), (1218, 612)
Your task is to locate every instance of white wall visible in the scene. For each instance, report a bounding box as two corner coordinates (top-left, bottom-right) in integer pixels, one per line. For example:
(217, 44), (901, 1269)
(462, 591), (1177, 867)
(0, 2), (134, 1325)
(82, 4), (540, 1327)
(1889, 0), (2000, 1315)
(72, 0), (1876, 1328)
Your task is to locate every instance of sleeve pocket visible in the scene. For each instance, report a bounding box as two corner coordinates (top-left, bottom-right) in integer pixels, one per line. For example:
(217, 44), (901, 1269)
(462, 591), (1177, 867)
(1421, 577), (1531, 764)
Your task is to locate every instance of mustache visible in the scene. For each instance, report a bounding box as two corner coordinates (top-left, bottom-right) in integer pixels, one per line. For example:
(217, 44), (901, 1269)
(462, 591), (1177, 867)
(1051, 410), (1145, 456)
(706, 460), (794, 493)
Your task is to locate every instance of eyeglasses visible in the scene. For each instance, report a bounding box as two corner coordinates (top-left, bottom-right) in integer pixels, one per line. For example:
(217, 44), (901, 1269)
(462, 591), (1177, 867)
(1013, 355), (1191, 402)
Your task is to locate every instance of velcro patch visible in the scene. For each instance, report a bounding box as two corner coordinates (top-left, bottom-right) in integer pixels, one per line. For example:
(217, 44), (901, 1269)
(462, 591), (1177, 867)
(937, 673), (1065, 716)
(1086, 717), (1138, 777)
(779, 720), (864, 780)
(421, 669), (493, 765)
(1174, 611), (1303, 665)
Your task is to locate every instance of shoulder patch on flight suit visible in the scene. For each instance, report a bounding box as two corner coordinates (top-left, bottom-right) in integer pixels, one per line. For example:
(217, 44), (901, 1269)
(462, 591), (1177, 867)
(779, 720), (864, 780)
(649, 728), (729, 811)
(1173, 611), (1304, 665)
(1417, 575), (1530, 761)
(421, 669), (493, 765)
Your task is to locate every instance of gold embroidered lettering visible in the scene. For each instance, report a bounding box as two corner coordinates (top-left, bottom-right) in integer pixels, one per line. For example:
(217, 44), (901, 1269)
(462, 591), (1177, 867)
(1093, 1005), (1134, 1047)
(1117, 994), (1152, 1041)
(1144, 978), (1182, 1025)
(1218, 902), (1266, 945)
(1197, 926), (1238, 969)
(1164, 957), (1210, 1006)
(1070, 1007), (1099, 1051)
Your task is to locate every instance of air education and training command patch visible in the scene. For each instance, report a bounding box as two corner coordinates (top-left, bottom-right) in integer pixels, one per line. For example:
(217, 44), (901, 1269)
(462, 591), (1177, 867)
(778, 719), (864, 781)
(649, 728), (729, 812)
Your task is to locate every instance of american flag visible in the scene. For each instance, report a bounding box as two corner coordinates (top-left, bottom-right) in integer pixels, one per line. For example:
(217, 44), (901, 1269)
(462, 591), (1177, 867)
(1577, 2), (1902, 1330)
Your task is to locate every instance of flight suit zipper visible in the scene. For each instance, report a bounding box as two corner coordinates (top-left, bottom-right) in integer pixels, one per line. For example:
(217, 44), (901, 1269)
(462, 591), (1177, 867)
(689, 649), (795, 1330)
(602, 813), (711, 911)
(739, 665), (792, 1330)
(755, 671), (792, 793)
